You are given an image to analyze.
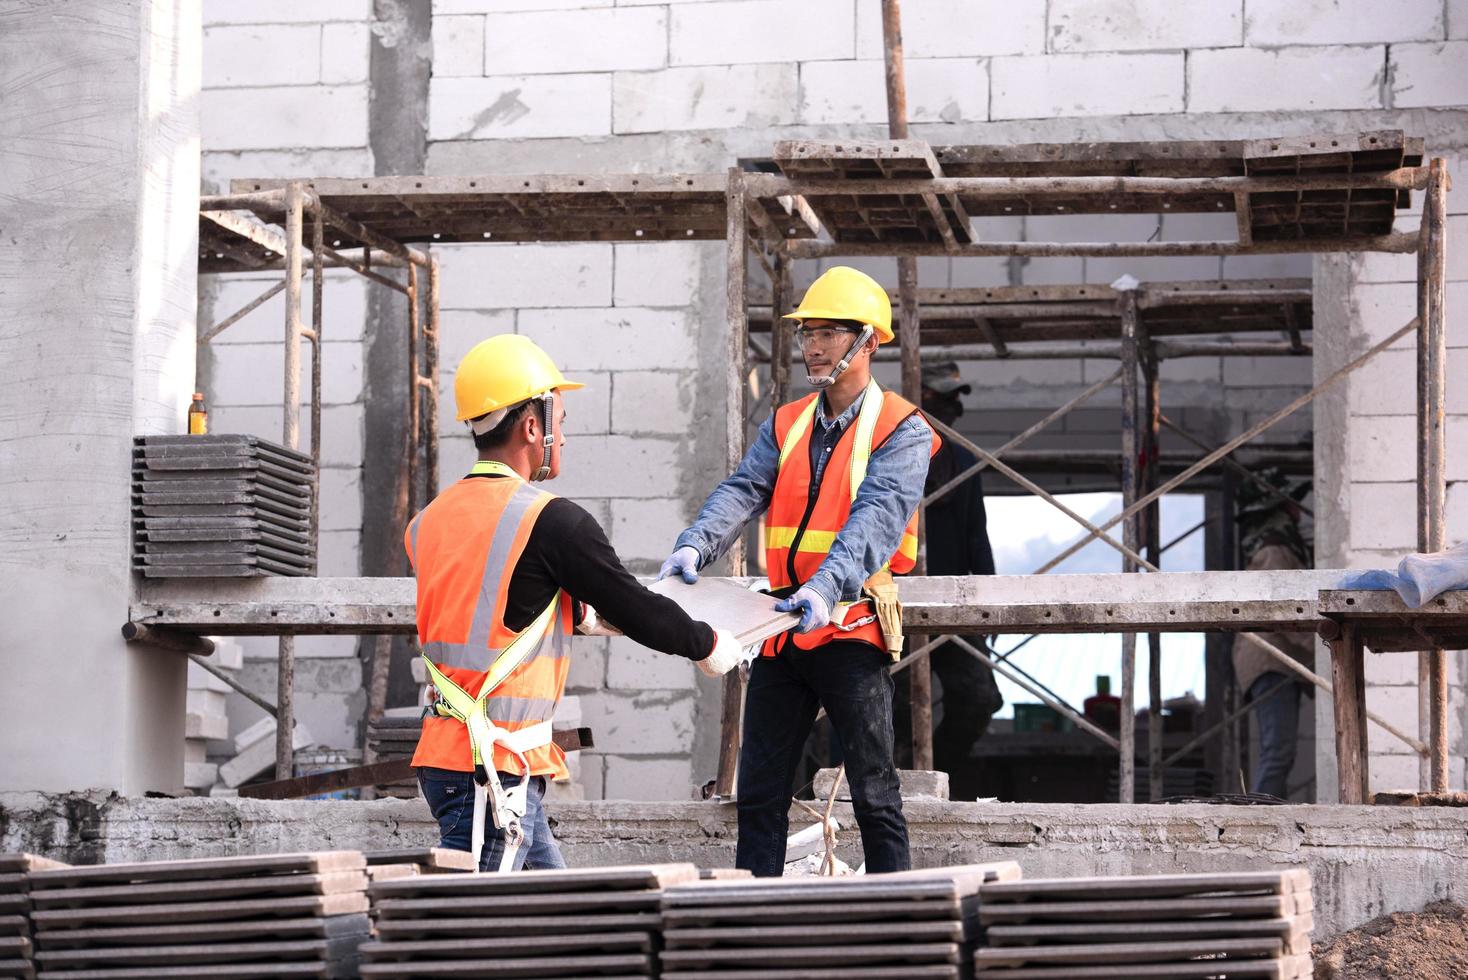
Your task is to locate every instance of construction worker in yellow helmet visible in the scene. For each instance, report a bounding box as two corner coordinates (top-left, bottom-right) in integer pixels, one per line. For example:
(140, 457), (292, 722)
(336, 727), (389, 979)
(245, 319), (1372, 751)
(659, 266), (941, 876)
(408, 334), (742, 871)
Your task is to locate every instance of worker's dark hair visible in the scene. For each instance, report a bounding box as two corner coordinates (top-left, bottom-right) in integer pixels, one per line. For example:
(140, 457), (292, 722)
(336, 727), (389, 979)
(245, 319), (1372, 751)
(799, 318), (866, 333)
(471, 398), (540, 451)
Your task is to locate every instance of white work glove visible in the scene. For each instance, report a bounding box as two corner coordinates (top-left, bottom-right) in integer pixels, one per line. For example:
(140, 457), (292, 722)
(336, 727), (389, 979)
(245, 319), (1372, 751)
(575, 603), (623, 637)
(697, 628), (743, 678)
(657, 545), (701, 584)
(773, 586), (831, 634)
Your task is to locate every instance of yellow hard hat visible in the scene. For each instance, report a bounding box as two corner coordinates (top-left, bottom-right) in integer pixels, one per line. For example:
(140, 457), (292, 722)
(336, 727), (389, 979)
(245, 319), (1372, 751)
(454, 334), (584, 422)
(783, 266), (893, 344)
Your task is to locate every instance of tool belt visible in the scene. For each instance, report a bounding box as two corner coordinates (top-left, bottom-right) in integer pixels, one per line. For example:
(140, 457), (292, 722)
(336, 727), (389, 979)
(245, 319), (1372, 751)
(862, 567), (904, 659)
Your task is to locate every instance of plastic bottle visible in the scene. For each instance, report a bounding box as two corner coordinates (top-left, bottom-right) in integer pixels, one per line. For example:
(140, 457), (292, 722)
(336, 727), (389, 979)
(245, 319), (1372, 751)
(188, 392), (208, 435)
(1084, 674), (1121, 732)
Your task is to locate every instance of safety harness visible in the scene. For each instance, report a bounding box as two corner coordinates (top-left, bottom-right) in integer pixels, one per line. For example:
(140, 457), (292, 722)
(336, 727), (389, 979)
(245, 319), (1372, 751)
(420, 459), (559, 871)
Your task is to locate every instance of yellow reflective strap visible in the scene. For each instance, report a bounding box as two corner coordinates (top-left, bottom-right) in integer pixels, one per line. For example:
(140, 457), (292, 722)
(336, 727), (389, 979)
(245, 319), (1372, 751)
(470, 460), (521, 479)
(847, 379), (884, 503)
(478, 593), (560, 697)
(898, 532), (919, 559)
(765, 526), (836, 552)
(777, 399), (819, 468)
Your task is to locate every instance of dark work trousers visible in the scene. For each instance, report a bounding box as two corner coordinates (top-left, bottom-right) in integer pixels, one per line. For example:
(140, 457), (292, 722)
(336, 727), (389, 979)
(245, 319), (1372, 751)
(735, 637), (910, 877)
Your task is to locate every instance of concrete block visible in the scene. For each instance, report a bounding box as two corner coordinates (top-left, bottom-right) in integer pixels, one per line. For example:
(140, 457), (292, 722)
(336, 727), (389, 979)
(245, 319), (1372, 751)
(1246, 0), (1442, 45)
(213, 638), (246, 671)
(436, 243), (612, 309)
(855, 0), (1045, 58)
(611, 371), (693, 435)
(184, 762), (219, 790)
(1365, 649), (1422, 687)
(814, 767), (949, 801)
(186, 712), (230, 741)
(1087, 254), (1223, 286)
(1392, 42), (1468, 109)
(614, 243), (701, 307)
(603, 756), (696, 802)
(203, 25), (320, 89)
(992, 52), (1183, 120)
(433, 15), (485, 77)
(205, 0), (369, 25)
(577, 752), (606, 800)
(1355, 249), (1417, 285)
(210, 340), (362, 407)
(551, 435), (682, 498)
(220, 720), (315, 788)
(207, 271), (367, 345)
(317, 467), (362, 533)
(203, 148), (373, 193)
(428, 74), (611, 141)
(1187, 46), (1384, 113)
(799, 58), (988, 127)
(1348, 482), (1419, 551)
(567, 635), (610, 692)
(1447, 481), (1468, 540)
(486, 7), (665, 74)
(1220, 252), (1313, 280)
(1015, 256), (1086, 286)
(518, 307), (696, 371)
(321, 22), (371, 85)
(437, 309), (516, 370)
(1347, 416), (1417, 484)
(612, 63), (799, 133)
(201, 85), (368, 151)
(1220, 356), (1311, 388)
(1050, 0), (1241, 52)
(188, 661), (231, 694)
(1354, 282), (1418, 350)
(318, 530), (360, 577)
(579, 690), (696, 755)
(607, 636), (698, 691)
(1345, 349), (1416, 417)
(435, 0), (612, 11)
(1453, 0), (1468, 38)
(1158, 355), (1223, 386)
(187, 689), (227, 718)
(670, 0), (853, 67)
(206, 404), (363, 469)
(609, 496), (689, 567)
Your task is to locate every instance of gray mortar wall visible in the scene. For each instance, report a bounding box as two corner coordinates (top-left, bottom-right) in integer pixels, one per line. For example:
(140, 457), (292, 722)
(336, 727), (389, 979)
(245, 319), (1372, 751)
(183, 1), (1467, 801)
(1, 792), (1463, 939)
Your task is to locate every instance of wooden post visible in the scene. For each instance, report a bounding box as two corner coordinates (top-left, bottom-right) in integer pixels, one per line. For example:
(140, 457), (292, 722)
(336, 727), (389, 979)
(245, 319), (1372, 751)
(1117, 285), (1141, 804)
(1142, 350), (1163, 802)
(769, 246), (792, 412)
(406, 263), (420, 517)
(1417, 158), (1449, 793)
(715, 167), (750, 799)
(277, 182), (305, 782)
(426, 255), (441, 503)
(1331, 622), (1369, 803)
(309, 206), (325, 575)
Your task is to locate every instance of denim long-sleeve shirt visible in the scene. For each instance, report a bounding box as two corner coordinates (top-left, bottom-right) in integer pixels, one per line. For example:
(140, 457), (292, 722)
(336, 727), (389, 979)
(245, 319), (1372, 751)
(674, 388), (934, 610)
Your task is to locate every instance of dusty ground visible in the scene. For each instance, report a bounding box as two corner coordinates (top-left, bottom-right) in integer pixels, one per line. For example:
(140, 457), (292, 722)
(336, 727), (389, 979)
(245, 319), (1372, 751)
(1314, 900), (1468, 979)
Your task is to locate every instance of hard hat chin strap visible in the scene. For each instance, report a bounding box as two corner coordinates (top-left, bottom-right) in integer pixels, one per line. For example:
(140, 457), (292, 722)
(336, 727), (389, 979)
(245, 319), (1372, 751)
(805, 325), (874, 389)
(530, 395), (555, 481)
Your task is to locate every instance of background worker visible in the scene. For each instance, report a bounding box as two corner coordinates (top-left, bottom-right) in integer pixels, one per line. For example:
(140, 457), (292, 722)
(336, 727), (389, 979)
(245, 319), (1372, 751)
(891, 361), (1003, 802)
(408, 334), (741, 872)
(1232, 471), (1315, 799)
(659, 266), (939, 877)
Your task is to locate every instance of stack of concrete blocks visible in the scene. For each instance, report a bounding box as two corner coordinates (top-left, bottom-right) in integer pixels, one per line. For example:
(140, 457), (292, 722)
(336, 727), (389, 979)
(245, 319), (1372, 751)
(190, 0), (1468, 800)
(217, 716), (316, 791)
(182, 638), (242, 794)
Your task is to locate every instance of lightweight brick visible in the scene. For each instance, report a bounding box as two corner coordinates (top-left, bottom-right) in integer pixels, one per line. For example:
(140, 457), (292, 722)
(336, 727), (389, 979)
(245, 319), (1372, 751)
(203, 25), (320, 88)
(321, 22), (370, 84)
(1347, 416), (1417, 484)
(432, 15), (484, 76)
(435, 0), (612, 11)
(992, 52), (1182, 120)
(855, 0), (1044, 58)
(429, 74), (612, 141)
(613, 242), (701, 307)
(1346, 348), (1417, 417)
(210, 340), (363, 407)
(485, 7), (665, 75)
(1453, 0), (1468, 38)
(436, 308), (516, 369)
(1221, 355), (1312, 388)
(608, 496), (690, 565)
(611, 370), (694, 435)
(799, 58), (988, 126)
(1246, 0), (1441, 46)
(318, 466), (363, 533)
(1392, 42), (1468, 109)
(1348, 481), (1419, 551)
(435, 243), (612, 309)
(1050, 0), (1240, 53)
(670, 0), (853, 67)
(1188, 46), (1384, 114)
(578, 689), (696, 755)
(318, 529), (361, 577)
(517, 307), (697, 371)
(613, 63), (798, 133)
(202, 85), (368, 151)
(566, 636), (609, 692)
(207, 404), (363, 467)
(603, 756), (697, 802)
(208, 271), (367, 345)
(204, 0), (368, 25)
(607, 637), (698, 692)
(551, 434), (683, 498)
(203, 148), (373, 191)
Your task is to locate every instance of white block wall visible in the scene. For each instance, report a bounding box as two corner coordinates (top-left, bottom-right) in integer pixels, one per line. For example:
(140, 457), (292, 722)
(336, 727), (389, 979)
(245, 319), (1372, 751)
(194, 0), (1468, 798)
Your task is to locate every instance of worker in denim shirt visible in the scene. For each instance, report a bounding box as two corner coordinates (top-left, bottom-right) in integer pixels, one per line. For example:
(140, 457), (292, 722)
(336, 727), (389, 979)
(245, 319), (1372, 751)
(658, 266), (938, 876)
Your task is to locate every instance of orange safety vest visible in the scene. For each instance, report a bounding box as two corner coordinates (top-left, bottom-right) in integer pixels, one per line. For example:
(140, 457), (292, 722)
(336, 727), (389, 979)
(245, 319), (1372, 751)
(761, 381), (939, 658)
(405, 464), (574, 780)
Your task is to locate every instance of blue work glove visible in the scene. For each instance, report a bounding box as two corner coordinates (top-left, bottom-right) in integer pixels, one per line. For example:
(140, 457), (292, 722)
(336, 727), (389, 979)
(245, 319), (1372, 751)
(657, 546), (701, 584)
(773, 586), (831, 634)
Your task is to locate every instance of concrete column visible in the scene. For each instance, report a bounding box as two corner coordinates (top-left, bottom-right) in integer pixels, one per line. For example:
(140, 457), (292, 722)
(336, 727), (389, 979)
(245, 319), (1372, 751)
(0, 0), (201, 793)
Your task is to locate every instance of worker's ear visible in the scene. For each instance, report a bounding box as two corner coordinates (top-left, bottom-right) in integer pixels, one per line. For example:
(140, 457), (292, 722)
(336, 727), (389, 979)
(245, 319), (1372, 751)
(860, 333), (879, 358)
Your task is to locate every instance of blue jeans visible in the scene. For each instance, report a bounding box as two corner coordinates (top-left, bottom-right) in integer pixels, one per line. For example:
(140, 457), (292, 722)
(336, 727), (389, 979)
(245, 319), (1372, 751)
(417, 767), (566, 871)
(1248, 672), (1306, 799)
(736, 638), (910, 877)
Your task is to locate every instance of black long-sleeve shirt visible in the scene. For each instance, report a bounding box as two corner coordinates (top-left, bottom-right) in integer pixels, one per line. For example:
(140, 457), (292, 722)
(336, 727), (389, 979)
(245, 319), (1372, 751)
(481, 475), (713, 661)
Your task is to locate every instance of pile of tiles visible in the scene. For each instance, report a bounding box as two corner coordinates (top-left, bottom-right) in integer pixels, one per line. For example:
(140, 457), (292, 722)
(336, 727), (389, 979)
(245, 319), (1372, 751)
(362, 863), (700, 978)
(132, 434), (315, 577)
(363, 710), (424, 799)
(657, 863), (1021, 979)
(0, 854), (69, 980)
(28, 851), (371, 978)
(975, 869), (1314, 979)
(362, 849), (476, 883)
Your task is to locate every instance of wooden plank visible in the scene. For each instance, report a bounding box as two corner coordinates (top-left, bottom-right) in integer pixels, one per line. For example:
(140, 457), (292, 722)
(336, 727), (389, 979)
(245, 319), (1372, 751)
(357, 953), (651, 977)
(31, 894), (368, 929)
(373, 913), (660, 940)
(975, 936), (1283, 967)
(1331, 622), (1369, 804)
(664, 920), (964, 949)
(360, 932), (651, 961)
(979, 870), (1309, 902)
(34, 916), (369, 950)
(980, 893), (1313, 925)
(369, 864), (696, 900)
(659, 943), (961, 967)
(31, 870), (364, 907)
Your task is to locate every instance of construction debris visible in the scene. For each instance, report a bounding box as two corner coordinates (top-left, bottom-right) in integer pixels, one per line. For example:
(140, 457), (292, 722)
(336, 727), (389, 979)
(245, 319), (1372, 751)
(1313, 900), (1468, 980)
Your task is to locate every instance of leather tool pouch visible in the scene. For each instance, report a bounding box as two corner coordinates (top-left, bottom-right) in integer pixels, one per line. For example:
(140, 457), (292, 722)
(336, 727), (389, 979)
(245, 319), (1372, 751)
(862, 568), (904, 660)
